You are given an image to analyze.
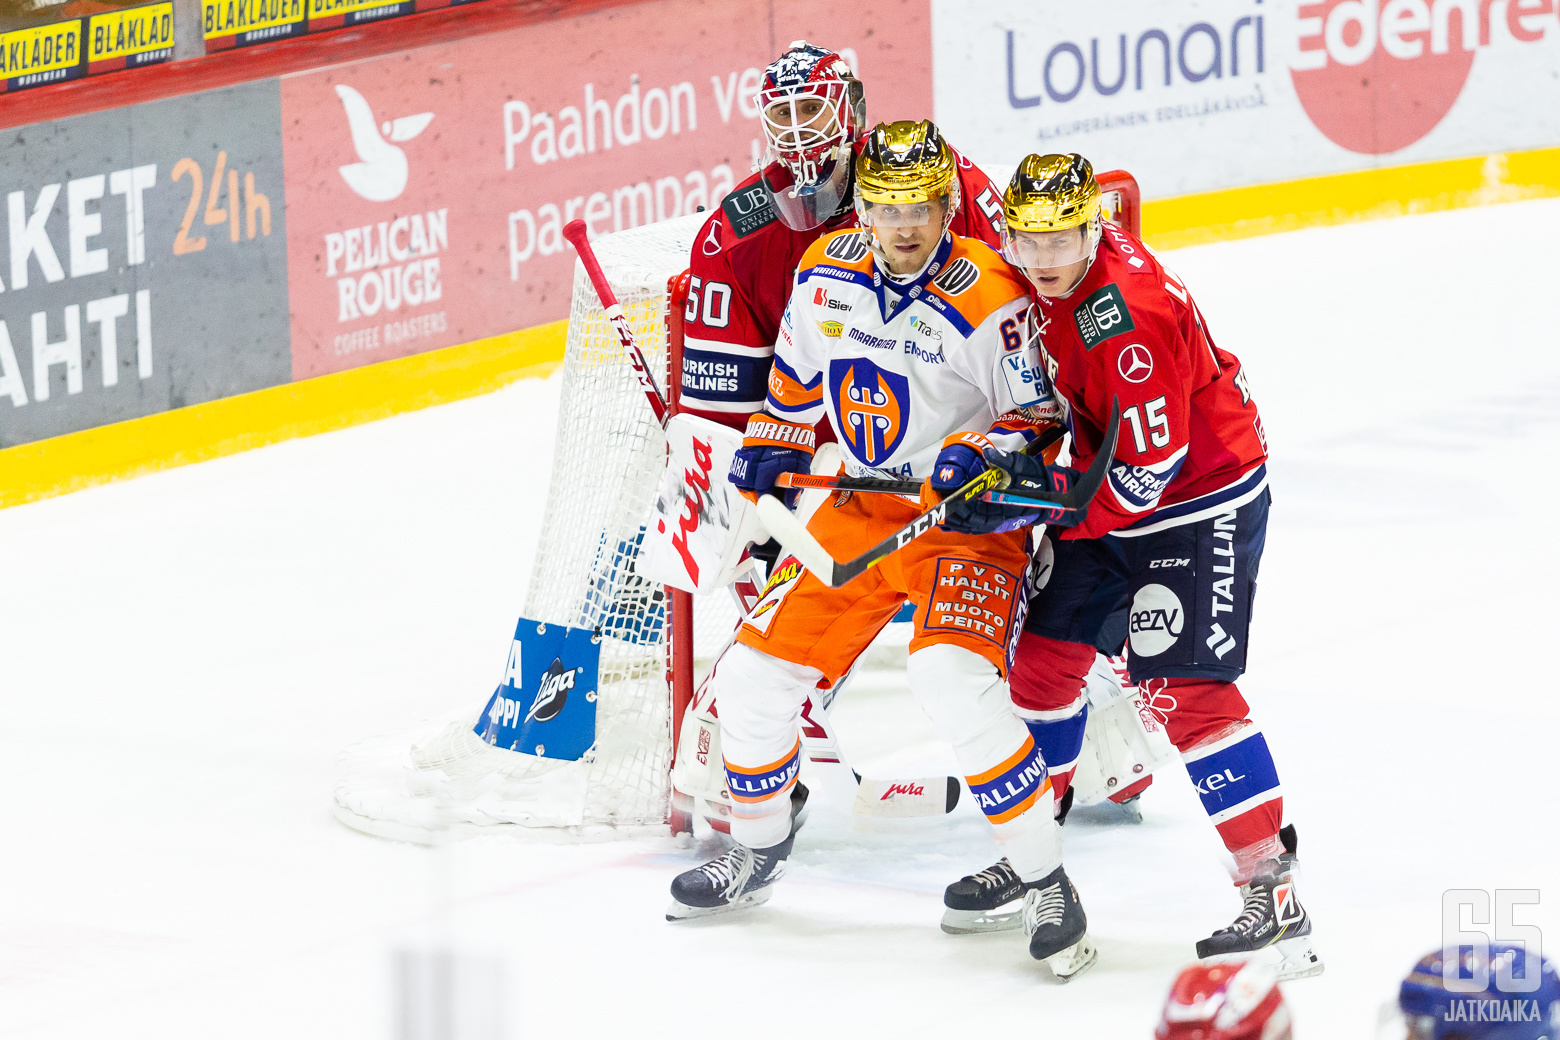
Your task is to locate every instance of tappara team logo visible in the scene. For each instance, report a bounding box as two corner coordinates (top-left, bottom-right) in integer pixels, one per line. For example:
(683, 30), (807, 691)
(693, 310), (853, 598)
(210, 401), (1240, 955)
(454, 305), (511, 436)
(828, 358), (910, 467)
(1289, 0), (1551, 154)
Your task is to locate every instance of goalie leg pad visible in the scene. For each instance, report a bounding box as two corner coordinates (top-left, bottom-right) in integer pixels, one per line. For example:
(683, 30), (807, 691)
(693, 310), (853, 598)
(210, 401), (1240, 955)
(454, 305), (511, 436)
(908, 644), (1061, 881)
(711, 642), (820, 850)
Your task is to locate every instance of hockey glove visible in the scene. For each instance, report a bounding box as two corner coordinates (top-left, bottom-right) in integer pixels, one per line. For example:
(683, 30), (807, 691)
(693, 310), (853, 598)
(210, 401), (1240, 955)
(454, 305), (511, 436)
(730, 414), (817, 508)
(982, 446), (1083, 528)
(929, 432), (1038, 535)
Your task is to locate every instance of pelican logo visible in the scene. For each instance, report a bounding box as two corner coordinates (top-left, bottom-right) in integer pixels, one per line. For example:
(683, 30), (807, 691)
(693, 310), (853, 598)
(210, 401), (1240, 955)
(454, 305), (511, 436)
(932, 256), (979, 295)
(1117, 344), (1153, 384)
(828, 357), (909, 466)
(334, 84), (433, 202)
(525, 657), (583, 723)
(823, 231), (868, 263)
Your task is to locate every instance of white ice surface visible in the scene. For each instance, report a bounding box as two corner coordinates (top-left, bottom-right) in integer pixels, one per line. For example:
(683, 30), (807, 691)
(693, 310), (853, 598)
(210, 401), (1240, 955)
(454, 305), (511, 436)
(3, 199), (1559, 1039)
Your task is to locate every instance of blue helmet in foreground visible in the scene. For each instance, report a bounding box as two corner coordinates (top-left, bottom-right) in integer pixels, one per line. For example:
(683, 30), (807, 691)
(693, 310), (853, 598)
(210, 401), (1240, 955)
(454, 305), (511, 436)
(1389, 945), (1560, 1040)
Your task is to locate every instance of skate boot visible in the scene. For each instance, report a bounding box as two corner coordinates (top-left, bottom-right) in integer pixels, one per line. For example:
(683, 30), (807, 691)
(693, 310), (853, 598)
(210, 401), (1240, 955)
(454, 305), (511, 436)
(941, 857), (1026, 934)
(666, 830), (794, 921)
(666, 784), (808, 921)
(1196, 825), (1324, 981)
(1023, 865), (1097, 983)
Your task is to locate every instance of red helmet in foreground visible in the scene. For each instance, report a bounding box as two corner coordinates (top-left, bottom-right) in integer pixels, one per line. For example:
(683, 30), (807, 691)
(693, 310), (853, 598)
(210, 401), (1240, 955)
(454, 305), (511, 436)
(1156, 959), (1293, 1040)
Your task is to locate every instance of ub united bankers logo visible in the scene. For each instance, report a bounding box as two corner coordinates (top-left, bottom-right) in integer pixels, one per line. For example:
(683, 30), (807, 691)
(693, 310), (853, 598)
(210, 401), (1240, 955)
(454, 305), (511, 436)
(828, 358), (910, 467)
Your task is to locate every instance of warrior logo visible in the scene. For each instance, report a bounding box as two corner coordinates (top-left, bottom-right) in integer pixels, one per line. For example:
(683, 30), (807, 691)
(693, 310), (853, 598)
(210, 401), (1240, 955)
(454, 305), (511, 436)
(823, 231), (869, 263)
(932, 256), (980, 295)
(526, 657), (583, 723)
(828, 357), (910, 467)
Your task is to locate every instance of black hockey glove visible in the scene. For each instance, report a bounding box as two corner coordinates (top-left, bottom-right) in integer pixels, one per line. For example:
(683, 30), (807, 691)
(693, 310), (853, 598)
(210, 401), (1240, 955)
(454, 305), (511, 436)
(981, 447), (1084, 529)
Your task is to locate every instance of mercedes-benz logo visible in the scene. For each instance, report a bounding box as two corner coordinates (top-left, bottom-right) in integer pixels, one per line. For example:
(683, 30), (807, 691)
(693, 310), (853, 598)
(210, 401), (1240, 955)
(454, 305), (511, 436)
(1117, 343), (1153, 384)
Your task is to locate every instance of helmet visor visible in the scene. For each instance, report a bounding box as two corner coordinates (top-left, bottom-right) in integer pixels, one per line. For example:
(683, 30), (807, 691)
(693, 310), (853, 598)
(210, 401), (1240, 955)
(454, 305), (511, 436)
(855, 197), (941, 228)
(761, 154), (850, 231)
(1001, 224), (1098, 269)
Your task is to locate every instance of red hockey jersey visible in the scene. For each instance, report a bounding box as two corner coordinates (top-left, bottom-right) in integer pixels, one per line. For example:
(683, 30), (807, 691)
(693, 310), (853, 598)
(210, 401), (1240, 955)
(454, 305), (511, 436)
(679, 145), (1005, 427)
(1031, 221), (1269, 541)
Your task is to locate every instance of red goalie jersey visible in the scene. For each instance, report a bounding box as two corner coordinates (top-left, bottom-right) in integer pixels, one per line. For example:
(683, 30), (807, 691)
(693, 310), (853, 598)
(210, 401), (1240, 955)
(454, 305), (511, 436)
(679, 147), (1004, 427)
(1033, 220), (1269, 541)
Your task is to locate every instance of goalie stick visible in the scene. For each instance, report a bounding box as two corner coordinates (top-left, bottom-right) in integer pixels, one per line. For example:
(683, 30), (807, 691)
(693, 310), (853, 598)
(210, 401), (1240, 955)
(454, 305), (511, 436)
(562, 219), (669, 426)
(758, 401), (1121, 589)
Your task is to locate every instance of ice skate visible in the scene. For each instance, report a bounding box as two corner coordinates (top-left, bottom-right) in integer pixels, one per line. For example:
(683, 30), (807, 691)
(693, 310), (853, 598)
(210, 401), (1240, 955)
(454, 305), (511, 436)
(1196, 826), (1323, 981)
(941, 857), (1026, 934)
(666, 830), (795, 921)
(666, 784), (807, 921)
(1023, 865), (1097, 983)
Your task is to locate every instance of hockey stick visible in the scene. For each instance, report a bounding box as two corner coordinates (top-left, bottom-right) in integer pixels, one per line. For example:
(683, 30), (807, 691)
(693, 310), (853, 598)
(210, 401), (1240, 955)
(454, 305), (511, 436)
(562, 219), (669, 426)
(777, 472), (922, 495)
(758, 401), (1121, 589)
(774, 425), (1071, 499)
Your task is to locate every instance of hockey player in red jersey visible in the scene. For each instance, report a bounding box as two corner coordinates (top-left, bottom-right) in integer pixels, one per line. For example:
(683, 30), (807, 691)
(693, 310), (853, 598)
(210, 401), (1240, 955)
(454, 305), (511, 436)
(678, 41), (1005, 427)
(950, 154), (1322, 980)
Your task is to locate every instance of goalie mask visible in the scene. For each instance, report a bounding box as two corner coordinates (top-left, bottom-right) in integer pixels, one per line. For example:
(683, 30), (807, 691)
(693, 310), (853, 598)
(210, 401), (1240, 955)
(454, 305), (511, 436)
(853, 120), (960, 265)
(1001, 153), (1103, 272)
(758, 41), (867, 231)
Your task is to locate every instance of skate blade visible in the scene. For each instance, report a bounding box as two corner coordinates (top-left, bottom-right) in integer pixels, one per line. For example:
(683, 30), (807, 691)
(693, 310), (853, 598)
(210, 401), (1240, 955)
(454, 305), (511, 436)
(665, 887), (773, 922)
(1034, 935), (1098, 984)
(940, 905), (1023, 934)
(1272, 936), (1325, 980)
(1201, 936), (1325, 981)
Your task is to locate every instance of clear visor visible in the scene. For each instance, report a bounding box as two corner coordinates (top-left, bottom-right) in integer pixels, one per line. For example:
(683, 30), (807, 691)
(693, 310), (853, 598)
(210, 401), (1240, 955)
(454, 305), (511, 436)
(761, 153), (850, 232)
(855, 197), (941, 228)
(1000, 222), (1099, 270)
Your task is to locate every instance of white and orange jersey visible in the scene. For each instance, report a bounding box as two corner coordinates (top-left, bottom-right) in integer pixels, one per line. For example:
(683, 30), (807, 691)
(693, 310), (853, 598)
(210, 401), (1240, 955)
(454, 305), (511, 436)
(767, 230), (1056, 481)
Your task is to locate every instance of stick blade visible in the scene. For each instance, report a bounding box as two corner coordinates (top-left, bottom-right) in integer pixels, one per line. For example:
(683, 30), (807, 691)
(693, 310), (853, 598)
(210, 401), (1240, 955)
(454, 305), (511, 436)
(755, 496), (840, 585)
(853, 776), (961, 818)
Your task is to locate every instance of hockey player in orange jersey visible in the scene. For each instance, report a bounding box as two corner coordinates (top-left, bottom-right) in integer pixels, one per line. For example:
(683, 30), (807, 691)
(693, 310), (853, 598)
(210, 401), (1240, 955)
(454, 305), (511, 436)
(665, 121), (1095, 982)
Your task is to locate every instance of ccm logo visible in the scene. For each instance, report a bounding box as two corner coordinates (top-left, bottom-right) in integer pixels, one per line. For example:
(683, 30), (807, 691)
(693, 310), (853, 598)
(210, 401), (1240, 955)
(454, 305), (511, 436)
(1149, 558), (1190, 569)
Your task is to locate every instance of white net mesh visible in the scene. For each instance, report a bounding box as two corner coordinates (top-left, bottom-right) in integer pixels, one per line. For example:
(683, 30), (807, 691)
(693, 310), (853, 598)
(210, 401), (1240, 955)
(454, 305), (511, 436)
(333, 212), (741, 841)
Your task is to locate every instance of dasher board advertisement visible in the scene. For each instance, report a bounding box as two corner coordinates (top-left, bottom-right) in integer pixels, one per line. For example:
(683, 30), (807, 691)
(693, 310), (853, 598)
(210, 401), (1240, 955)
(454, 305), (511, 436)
(0, 82), (291, 448)
(278, 0), (935, 380)
(933, 0), (1560, 198)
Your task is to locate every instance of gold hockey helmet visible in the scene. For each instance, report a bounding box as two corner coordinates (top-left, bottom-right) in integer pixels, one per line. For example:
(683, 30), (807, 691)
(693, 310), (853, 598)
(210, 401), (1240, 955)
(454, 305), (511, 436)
(854, 120), (960, 229)
(1001, 153), (1103, 270)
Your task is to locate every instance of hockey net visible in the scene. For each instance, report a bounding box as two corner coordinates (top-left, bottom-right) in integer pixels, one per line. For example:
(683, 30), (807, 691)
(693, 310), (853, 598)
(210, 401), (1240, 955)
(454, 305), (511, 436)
(332, 212), (737, 841)
(331, 169), (1142, 843)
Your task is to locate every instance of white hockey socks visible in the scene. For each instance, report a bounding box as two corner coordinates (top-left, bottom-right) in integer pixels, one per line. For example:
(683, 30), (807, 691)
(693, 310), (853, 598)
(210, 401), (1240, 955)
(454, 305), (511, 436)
(908, 644), (1063, 881)
(709, 643), (817, 850)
